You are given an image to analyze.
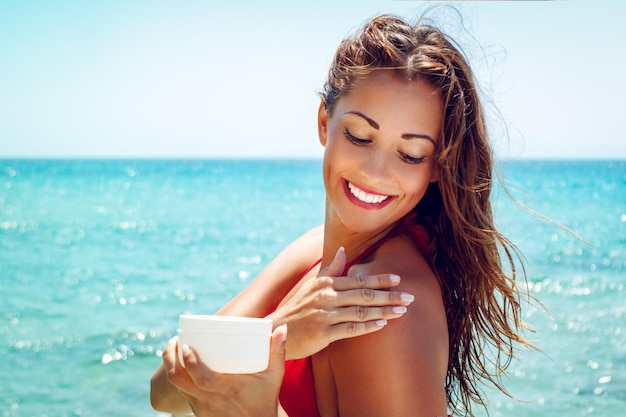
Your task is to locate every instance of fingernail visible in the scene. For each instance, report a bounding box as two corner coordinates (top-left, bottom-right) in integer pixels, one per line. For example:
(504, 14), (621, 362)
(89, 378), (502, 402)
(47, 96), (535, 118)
(401, 293), (415, 303)
(376, 319), (387, 327)
(181, 343), (191, 356)
(337, 246), (345, 254)
(392, 306), (407, 314)
(279, 324), (288, 342)
(389, 274), (400, 284)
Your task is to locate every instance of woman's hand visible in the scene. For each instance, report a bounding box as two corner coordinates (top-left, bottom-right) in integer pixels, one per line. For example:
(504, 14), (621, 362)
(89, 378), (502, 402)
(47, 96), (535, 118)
(163, 325), (288, 417)
(267, 247), (415, 360)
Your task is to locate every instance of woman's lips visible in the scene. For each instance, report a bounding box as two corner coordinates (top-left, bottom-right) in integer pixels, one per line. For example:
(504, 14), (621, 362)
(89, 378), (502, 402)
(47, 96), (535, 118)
(344, 180), (394, 209)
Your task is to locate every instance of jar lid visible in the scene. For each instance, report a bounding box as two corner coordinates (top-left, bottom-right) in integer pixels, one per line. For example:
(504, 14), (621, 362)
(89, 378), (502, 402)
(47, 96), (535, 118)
(179, 314), (272, 334)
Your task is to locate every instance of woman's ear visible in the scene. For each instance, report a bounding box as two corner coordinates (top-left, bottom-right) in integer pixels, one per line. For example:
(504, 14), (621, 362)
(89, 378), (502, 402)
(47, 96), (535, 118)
(430, 161), (439, 182)
(430, 166), (439, 183)
(318, 101), (328, 147)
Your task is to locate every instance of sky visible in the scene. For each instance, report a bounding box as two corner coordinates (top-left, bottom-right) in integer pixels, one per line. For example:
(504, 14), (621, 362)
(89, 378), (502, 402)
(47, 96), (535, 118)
(1, 0), (624, 160)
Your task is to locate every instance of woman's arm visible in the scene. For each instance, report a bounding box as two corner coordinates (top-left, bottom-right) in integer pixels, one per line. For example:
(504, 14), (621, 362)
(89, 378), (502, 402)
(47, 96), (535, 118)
(218, 226), (416, 361)
(151, 227), (323, 414)
(151, 227), (416, 413)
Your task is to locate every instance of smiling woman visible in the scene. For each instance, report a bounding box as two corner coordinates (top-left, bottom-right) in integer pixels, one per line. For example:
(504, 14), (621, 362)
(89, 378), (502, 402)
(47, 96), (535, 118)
(150, 13), (532, 417)
(319, 74), (441, 229)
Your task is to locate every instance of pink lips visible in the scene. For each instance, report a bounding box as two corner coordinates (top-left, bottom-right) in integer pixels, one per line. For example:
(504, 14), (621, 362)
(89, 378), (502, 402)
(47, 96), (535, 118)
(343, 180), (394, 210)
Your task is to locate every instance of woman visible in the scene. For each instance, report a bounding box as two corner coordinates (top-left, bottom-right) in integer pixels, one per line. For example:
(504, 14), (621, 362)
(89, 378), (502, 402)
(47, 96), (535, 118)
(151, 14), (530, 417)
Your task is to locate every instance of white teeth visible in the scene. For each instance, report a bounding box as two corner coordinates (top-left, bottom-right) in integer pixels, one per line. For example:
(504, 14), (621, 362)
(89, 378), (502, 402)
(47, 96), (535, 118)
(348, 182), (389, 204)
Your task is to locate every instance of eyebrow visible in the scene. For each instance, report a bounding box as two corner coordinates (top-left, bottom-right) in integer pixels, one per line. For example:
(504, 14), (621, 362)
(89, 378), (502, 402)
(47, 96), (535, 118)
(344, 111), (436, 145)
(345, 111), (379, 129)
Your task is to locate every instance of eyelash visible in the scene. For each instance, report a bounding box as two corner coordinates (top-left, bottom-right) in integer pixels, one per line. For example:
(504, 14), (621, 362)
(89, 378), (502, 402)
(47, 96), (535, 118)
(343, 128), (370, 146)
(343, 128), (426, 165)
(400, 154), (426, 165)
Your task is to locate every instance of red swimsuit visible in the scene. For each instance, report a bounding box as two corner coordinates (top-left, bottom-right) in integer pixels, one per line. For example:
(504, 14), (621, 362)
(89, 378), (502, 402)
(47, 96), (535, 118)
(278, 214), (431, 417)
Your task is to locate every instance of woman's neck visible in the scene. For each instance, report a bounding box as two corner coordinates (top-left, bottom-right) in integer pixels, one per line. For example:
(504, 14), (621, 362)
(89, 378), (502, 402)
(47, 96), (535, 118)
(320, 203), (397, 271)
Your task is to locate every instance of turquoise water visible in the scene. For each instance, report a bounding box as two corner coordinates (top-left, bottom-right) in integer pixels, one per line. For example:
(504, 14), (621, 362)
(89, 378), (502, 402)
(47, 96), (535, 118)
(0, 159), (624, 416)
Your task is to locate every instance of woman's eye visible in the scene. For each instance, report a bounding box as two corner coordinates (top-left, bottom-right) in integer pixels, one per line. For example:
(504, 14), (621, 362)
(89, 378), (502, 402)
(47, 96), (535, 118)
(399, 152), (426, 165)
(343, 128), (370, 145)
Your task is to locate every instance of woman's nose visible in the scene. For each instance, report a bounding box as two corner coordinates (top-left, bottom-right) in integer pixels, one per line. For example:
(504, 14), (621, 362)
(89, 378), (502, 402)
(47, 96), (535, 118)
(360, 148), (390, 184)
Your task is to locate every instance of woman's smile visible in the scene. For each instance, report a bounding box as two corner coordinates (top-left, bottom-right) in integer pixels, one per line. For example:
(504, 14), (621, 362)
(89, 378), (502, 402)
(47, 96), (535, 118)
(344, 180), (394, 209)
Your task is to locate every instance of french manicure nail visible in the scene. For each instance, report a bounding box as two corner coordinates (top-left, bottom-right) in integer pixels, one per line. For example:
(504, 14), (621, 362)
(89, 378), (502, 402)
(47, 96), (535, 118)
(376, 319), (387, 327)
(392, 306), (407, 314)
(401, 293), (415, 303)
(389, 274), (400, 284)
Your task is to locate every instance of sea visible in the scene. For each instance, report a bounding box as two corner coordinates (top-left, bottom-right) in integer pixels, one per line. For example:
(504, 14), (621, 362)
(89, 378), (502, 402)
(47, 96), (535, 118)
(0, 159), (624, 417)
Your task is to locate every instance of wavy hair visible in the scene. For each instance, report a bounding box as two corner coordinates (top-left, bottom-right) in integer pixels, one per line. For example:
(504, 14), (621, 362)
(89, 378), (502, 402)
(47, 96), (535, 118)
(320, 14), (532, 415)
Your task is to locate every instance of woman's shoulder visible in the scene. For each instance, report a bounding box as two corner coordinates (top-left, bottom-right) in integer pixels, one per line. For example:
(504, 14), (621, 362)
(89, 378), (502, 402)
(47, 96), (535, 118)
(217, 225), (324, 317)
(276, 224), (324, 271)
(325, 231), (449, 415)
(353, 231), (444, 332)
(343, 229), (447, 344)
(257, 223), (324, 276)
(350, 232), (446, 342)
(348, 230), (437, 295)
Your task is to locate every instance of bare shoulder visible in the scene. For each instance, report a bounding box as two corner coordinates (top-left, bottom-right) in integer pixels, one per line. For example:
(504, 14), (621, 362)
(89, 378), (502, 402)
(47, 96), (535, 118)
(283, 224), (325, 264)
(218, 225), (324, 317)
(349, 231), (443, 310)
(327, 232), (449, 416)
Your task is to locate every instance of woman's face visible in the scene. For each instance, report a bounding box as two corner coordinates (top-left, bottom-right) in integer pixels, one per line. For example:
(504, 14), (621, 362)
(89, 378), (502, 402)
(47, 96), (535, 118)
(319, 72), (443, 233)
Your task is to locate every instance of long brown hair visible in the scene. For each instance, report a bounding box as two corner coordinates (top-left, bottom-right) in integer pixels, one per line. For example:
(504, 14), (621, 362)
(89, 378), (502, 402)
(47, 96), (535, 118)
(320, 14), (532, 415)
